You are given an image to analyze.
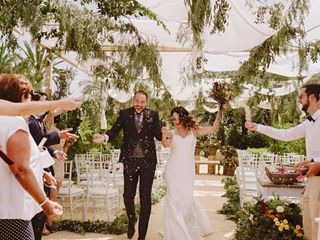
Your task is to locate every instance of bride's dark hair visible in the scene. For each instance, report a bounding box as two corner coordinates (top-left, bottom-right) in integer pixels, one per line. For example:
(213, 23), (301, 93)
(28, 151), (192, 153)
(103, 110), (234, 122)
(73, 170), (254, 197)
(171, 106), (198, 130)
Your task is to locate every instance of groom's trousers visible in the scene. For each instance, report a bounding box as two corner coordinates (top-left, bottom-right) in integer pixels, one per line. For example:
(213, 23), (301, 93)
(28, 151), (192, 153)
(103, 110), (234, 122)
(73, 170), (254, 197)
(123, 157), (156, 239)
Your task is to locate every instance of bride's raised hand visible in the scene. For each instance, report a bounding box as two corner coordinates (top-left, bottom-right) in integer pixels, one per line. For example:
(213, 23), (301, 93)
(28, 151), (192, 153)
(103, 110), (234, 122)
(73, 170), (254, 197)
(162, 127), (172, 138)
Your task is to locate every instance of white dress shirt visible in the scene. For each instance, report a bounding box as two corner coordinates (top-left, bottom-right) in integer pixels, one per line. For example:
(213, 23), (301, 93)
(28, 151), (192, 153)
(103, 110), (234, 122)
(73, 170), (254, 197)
(0, 116), (46, 220)
(257, 109), (320, 162)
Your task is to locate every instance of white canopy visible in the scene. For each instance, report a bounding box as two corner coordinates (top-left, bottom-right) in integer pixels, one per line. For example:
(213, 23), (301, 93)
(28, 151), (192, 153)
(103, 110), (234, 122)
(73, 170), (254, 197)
(35, 0), (320, 105)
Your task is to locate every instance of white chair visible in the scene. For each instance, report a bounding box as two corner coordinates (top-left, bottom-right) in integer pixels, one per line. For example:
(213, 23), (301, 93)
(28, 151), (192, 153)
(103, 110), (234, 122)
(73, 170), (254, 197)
(260, 152), (277, 165)
(236, 151), (258, 207)
(75, 155), (101, 188)
(58, 160), (85, 220)
(85, 171), (120, 221)
(154, 150), (169, 188)
(110, 149), (123, 187)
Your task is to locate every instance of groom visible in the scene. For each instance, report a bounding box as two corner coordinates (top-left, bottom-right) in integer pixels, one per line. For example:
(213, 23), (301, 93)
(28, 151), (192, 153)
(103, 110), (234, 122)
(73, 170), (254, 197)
(93, 90), (162, 240)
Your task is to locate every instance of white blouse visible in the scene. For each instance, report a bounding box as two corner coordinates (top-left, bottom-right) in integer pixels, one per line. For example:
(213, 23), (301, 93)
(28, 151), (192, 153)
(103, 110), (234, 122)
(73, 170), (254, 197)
(0, 116), (52, 220)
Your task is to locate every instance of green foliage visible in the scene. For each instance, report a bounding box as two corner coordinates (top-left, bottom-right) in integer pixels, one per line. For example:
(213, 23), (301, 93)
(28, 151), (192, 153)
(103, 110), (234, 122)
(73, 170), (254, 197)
(235, 0), (311, 87)
(220, 145), (238, 168)
(263, 122), (305, 155)
(0, 0), (164, 90)
(184, 0), (230, 45)
(225, 124), (247, 149)
(52, 218), (126, 235)
(247, 147), (269, 154)
(217, 177), (241, 221)
(151, 185), (167, 205)
(234, 198), (304, 240)
(52, 68), (74, 99)
(0, 43), (20, 73)
(244, 132), (269, 149)
(18, 41), (49, 89)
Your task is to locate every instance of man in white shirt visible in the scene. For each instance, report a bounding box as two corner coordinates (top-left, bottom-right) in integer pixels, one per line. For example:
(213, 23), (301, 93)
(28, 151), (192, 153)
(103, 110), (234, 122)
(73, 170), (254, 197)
(245, 83), (320, 240)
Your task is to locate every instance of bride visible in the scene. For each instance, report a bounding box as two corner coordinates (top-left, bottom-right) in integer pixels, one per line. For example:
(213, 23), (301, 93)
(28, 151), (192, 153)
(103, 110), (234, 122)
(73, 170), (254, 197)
(161, 106), (221, 240)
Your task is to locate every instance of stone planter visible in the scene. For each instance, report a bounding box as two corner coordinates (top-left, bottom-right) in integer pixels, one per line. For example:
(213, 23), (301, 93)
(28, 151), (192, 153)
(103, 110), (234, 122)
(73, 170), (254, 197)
(195, 148), (201, 160)
(208, 148), (217, 157)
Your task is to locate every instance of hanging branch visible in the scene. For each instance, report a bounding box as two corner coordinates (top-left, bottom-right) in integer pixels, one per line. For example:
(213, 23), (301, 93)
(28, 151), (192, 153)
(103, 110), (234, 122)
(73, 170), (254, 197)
(184, 0), (230, 46)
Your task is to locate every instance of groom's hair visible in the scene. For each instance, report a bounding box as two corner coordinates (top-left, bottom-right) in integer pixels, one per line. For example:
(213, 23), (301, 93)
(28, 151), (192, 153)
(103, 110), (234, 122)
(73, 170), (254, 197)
(134, 90), (148, 100)
(302, 83), (320, 101)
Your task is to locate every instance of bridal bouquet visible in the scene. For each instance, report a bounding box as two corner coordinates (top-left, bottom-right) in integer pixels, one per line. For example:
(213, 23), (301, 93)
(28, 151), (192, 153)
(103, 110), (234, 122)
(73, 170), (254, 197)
(209, 81), (234, 106)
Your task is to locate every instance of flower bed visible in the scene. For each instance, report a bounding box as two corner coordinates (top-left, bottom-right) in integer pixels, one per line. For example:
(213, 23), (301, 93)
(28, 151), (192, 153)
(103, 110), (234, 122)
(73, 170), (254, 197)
(234, 198), (304, 240)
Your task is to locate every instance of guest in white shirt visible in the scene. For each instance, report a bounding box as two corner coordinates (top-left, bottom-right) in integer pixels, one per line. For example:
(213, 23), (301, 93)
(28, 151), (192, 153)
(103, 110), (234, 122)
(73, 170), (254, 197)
(245, 83), (320, 240)
(0, 74), (63, 240)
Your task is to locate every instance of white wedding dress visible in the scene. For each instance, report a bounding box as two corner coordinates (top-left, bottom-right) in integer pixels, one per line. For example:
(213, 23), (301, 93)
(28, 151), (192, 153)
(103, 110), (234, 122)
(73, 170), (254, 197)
(163, 131), (213, 240)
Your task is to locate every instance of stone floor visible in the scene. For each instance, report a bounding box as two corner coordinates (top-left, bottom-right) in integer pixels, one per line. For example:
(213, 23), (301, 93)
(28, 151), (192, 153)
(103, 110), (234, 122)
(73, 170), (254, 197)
(43, 175), (236, 240)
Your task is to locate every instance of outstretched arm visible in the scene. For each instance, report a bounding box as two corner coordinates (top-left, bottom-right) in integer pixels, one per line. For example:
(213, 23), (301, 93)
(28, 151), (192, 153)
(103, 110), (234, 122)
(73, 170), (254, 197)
(195, 111), (221, 136)
(245, 121), (305, 142)
(93, 110), (123, 144)
(0, 97), (82, 116)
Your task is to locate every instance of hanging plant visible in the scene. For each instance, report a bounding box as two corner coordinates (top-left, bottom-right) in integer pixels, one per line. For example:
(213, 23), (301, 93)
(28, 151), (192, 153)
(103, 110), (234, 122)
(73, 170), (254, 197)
(184, 0), (230, 46)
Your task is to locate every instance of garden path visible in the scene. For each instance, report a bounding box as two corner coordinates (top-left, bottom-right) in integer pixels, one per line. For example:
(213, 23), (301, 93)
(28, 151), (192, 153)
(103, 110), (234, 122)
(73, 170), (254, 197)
(44, 175), (236, 240)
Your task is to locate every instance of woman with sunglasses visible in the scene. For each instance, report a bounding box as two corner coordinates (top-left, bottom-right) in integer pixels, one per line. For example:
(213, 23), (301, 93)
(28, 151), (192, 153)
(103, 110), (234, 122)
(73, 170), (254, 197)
(0, 74), (64, 239)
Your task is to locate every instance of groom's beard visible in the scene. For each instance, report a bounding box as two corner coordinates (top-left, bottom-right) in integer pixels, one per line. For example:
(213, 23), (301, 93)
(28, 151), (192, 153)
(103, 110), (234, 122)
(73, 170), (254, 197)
(301, 100), (310, 113)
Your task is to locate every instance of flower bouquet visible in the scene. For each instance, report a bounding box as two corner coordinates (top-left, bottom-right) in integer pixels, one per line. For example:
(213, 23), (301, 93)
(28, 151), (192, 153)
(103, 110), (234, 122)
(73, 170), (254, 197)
(209, 81), (234, 107)
(235, 197), (304, 240)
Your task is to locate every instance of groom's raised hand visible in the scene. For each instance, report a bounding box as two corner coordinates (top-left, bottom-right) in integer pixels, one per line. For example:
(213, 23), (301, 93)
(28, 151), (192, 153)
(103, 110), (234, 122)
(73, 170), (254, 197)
(245, 121), (257, 132)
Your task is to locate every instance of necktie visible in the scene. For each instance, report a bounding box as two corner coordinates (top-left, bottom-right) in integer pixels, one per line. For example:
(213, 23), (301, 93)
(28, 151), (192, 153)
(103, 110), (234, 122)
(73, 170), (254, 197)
(135, 113), (143, 132)
(307, 115), (315, 122)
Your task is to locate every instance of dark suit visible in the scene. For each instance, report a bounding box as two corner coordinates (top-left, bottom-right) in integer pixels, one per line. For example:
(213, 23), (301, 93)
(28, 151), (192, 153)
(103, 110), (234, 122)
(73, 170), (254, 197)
(106, 107), (162, 239)
(28, 115), (60, 156)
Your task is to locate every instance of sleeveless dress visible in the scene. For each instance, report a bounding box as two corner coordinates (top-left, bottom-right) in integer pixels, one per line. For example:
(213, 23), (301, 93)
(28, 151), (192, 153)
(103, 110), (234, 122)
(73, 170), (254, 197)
(163, 131), (213, 240)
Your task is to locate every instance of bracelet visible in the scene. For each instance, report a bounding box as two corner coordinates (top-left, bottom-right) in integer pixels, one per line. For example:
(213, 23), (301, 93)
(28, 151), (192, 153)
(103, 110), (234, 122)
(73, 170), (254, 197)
(39, 198), (49, 207)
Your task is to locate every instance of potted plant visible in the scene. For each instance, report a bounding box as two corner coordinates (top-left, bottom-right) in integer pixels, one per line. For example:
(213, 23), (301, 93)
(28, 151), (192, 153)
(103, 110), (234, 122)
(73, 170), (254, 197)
(208, 139), (221, 160)
(220, 144), (238, 176)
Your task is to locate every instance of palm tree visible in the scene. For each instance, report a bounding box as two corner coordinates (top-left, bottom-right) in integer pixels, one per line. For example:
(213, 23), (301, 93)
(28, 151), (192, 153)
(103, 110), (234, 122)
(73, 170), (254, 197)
(18, 41), (62, 90)
(0, 44), (19, 73)
(17, 41), (50, 90)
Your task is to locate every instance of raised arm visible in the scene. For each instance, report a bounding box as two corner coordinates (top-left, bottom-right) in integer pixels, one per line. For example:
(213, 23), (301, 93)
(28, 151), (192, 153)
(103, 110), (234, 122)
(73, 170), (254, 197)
(194, 111), (221, 136)
(0, 97), (82, 116)
(161, 127), (173, 148)
(245, 121), (305, 142)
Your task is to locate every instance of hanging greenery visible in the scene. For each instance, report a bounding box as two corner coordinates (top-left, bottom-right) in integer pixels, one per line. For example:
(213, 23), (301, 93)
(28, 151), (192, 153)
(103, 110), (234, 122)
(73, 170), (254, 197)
(184, 0), (230, 46)
(0, 0), (165, 89)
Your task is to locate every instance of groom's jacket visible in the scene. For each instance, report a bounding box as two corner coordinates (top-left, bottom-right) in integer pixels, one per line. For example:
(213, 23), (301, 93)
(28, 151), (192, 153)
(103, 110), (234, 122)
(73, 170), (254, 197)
(106, 107), (162, 163)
